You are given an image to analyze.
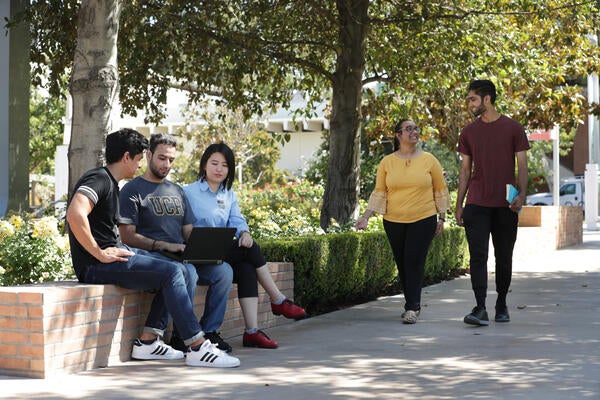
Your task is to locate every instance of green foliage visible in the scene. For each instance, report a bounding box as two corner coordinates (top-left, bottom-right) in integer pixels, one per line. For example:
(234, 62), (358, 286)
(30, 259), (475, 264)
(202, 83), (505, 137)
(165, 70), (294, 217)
(308, 127), (460, 199)
(424, 228), (469, 284)
(22, 1), (600, 147)
(261, 228), (468, 314)
(18, 0), (600, 228)
(171, 99), (287, 187)
(237, 180), (325, 239)
(0, 214), (73, 286)
(29, 88), (65, 175)
(421, 139), (461, 192)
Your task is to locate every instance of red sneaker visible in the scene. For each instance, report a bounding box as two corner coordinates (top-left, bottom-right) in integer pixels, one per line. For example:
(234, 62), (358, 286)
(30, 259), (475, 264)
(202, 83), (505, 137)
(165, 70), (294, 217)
(243, 330), (279, 349)
(271, 299), (307, 320)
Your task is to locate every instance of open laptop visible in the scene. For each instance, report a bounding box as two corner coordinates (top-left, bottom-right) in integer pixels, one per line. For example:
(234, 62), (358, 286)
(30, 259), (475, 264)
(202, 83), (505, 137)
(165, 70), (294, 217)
(159, 227), (236, 264)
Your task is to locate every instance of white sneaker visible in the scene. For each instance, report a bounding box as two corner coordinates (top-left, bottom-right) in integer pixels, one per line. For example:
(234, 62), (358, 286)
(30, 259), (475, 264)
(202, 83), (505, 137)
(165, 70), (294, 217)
(186, 339), (240, 368)
(131, 338), (184, 360)
(401, 310), (419, 324)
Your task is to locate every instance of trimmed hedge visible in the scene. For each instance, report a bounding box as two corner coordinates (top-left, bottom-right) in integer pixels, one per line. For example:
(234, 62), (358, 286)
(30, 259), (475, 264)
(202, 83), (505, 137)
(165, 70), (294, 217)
(261, 227), (468, 315)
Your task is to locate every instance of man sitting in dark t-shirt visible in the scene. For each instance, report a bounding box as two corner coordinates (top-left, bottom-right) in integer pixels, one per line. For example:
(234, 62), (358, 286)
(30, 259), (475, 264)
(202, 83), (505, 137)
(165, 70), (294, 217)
(66, 128), (239, 368)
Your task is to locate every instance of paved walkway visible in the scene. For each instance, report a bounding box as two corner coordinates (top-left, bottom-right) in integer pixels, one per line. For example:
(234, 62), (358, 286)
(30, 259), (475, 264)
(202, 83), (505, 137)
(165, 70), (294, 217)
(2, 228), (600, 400)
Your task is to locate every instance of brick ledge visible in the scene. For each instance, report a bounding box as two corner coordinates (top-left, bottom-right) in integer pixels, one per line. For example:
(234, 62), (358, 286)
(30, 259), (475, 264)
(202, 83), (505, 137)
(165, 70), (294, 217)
(0, 262), (294, 378)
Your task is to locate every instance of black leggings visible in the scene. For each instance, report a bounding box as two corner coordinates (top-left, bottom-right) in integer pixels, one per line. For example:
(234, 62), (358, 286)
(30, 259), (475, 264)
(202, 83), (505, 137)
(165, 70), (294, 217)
(383, 215), (437, 311)
(226, 240), (266, 298)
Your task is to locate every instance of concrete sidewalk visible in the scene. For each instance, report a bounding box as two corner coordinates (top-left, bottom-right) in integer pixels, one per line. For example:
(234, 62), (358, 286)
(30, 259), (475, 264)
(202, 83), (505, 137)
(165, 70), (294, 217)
(2, 229), (600, 400)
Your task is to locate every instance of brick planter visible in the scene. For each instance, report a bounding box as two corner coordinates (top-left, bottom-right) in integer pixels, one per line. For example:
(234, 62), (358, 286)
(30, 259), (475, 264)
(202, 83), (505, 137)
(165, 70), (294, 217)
(519, 206), (583, 249)
(0, 262), (294, 378)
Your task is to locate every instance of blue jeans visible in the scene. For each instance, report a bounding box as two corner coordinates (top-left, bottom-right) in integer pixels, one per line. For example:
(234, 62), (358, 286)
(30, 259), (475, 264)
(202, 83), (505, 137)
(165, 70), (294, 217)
(195, 262), (233, 332)
(149, 252), (233, 333)
(83, 246), (203, 345)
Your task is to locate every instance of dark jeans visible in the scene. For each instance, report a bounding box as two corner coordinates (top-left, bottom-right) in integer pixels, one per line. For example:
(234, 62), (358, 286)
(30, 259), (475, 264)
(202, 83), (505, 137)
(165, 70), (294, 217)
(149, 252), (233, 334)
(84, 246), (204, 345)
(383, 215), (437, 312)
(226, 240), (267, 298)
(462, 204), (518, 308)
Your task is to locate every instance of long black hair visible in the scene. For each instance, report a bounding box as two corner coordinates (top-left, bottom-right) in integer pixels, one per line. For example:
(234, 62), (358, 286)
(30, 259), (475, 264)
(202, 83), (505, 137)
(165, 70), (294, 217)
(198, 142), (236, 190)
(392, 119), (409, 152)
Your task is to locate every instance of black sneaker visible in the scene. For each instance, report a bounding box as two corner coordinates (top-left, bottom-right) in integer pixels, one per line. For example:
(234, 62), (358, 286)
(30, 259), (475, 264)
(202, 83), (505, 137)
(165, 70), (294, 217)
(464, 306), (490, 326)
(204, 331), (233, 353)
(169, 335), (187, 353)
(495, 306), (510, 322)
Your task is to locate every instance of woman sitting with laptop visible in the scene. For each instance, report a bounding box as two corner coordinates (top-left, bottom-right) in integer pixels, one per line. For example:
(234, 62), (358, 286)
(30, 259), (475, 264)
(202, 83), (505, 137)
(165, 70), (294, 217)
(184, 142), (307, 349)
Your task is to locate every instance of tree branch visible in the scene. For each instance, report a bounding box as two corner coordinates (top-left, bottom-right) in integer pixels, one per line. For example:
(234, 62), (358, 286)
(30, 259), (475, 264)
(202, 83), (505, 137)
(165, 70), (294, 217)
(369, 0), (598, 25)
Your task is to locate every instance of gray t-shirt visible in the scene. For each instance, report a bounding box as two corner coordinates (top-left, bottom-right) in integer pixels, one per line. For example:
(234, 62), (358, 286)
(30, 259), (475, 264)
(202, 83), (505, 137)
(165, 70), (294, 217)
(118, 177), (194, 244)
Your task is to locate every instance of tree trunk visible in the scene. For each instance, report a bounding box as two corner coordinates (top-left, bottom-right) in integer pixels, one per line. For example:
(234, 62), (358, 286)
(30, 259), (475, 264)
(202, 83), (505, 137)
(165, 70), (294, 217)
(68, 0), (121, 193)
(320, 0), (369, 230)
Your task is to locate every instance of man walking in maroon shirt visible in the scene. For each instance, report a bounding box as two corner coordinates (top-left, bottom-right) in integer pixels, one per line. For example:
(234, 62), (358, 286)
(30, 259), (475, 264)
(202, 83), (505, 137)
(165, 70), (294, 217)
(455, 80), (530, 326)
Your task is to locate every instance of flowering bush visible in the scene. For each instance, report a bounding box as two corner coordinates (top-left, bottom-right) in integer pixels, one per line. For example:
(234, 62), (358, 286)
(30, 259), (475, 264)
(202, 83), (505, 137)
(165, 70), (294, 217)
(238, 180), (325, 239)
(0, 214), (73, 286)
(238, 179), (384, 239)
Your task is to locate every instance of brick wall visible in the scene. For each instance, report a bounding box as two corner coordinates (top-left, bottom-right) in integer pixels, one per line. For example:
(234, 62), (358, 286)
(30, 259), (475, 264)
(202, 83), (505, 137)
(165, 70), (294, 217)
(0, 262), (294, 378)
(519, 206), (583, 249)
(556, 206), (583, 248)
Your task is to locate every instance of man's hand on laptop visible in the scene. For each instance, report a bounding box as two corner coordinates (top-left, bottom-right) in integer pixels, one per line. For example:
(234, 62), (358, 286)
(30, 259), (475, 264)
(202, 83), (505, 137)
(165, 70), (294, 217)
(162, 242), (185, 253)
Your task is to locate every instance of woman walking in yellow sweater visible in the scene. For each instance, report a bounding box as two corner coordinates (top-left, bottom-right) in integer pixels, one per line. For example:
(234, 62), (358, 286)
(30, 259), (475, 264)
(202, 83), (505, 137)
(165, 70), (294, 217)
(355, 119), (450, 324)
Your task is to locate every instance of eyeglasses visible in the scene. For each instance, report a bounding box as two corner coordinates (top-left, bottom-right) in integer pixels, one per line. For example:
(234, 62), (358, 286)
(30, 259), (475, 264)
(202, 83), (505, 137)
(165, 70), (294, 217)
(397, 125), (421, 134)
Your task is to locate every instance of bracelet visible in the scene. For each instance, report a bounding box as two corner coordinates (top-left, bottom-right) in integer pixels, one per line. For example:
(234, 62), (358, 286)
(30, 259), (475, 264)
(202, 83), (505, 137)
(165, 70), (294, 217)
(151, 239), (157, 251)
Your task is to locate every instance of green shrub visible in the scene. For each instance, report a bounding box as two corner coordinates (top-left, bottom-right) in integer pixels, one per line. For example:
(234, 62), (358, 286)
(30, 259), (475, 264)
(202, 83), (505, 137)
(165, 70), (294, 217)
(0, 214), (73, 286)
(261, 227), (467, 315)
(238, 180), (325, 239)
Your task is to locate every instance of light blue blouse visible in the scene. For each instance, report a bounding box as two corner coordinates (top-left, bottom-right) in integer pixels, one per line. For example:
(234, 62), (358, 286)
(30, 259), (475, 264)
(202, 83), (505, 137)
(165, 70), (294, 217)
(183, 179), (249, 239)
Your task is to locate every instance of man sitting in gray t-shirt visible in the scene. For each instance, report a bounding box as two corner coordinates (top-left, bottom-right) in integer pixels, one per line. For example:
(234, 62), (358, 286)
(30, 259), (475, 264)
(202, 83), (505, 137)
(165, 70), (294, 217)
(118, 133), (234, 353)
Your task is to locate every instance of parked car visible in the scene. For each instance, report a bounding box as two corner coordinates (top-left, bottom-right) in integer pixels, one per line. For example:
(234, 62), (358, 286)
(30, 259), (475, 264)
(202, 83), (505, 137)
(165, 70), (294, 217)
(526, 179), (584, 206)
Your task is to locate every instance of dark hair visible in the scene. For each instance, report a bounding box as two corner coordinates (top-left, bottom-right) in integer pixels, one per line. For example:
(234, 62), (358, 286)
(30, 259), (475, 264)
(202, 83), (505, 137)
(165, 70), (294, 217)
(468, 79), (497, 104)
(149, 133), (177, 153)
(198, 142), (236, 190)
(392, 119), (409, 151)
(105, 128), (148, 164)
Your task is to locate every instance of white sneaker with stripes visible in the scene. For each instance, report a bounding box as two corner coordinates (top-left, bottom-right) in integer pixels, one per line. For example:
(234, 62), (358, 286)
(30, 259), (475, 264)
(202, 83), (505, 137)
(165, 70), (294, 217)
(186, 339), (240, 368)
(131, 338), (184, 360)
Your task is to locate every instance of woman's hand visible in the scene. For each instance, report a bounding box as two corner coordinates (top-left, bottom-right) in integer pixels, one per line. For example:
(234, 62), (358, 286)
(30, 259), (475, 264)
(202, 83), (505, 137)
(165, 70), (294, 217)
(239, 231), (253, 248)
(355, 216), (368, 230)
(435, 219), (444, 236)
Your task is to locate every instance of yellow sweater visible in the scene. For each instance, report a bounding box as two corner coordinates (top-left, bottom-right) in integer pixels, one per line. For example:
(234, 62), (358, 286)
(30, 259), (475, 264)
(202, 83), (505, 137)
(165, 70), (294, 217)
(367, 152), (449, 223)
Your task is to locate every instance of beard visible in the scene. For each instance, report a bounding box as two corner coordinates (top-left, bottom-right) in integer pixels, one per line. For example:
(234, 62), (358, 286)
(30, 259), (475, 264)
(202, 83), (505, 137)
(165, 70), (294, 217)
(472, 104), (486, 117)
(148, 160), (169, 180)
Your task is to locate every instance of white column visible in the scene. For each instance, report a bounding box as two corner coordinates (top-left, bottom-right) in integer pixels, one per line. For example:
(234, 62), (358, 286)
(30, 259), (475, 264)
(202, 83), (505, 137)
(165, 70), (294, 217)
(551, 126), (560, 205)
(585, 164), (598, 230)
(55, 94), (72, 201)
(586, 34), (599, 229)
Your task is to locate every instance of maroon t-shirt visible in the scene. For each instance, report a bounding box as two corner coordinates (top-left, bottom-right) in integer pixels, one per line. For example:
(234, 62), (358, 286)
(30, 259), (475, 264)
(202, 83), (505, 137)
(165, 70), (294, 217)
(458, 115), (530, 207)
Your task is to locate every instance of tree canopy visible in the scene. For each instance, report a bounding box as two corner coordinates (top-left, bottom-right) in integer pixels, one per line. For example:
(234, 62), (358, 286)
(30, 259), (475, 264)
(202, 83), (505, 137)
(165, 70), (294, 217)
(18, 0), (600, 226)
